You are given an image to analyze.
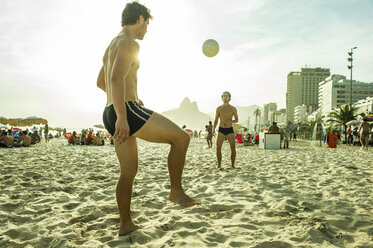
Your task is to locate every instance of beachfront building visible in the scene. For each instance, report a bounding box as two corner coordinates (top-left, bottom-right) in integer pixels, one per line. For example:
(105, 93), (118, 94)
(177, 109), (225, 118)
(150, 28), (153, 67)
(307, 108), (322, 122)
(263, 103), (277, 125)
(318, 74), (373, 118)
(294, 105), (312, 123)
(286, 67), (330, 122)
(354, 96), (373, 115)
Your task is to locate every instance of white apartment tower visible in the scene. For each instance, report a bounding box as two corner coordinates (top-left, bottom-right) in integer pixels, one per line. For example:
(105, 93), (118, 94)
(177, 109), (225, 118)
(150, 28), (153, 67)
(263, 103), (277, 125)
(286, 67), (330, 122)
(318, 74), (373, 118)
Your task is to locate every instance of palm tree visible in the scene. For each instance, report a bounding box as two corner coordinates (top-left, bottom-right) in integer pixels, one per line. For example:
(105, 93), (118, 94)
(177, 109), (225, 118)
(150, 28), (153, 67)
(254, 108), (261, 131)
(327, 103), (357, 144)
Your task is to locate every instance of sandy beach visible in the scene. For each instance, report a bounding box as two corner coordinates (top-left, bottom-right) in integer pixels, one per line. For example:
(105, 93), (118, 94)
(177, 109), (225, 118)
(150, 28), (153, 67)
(1, 138), (373, 247)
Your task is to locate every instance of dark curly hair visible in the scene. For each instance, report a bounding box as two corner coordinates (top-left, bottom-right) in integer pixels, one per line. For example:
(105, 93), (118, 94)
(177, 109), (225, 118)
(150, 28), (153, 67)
(121, 1), (152, 26)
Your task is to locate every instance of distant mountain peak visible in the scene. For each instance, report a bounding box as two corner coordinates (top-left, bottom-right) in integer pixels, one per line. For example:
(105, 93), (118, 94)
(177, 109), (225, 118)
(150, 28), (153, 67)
(179, 97), (191, 108)
(179, 97), (199, 111)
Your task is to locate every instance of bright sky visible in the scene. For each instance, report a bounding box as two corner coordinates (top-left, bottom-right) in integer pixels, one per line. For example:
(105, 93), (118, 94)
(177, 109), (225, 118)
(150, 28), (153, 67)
(1, 0), (373, 129)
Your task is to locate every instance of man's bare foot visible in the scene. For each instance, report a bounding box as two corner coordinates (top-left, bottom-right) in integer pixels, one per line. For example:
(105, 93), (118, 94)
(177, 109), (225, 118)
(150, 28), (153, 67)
(169, 190), (200, 207)
(118, 222), (141, 236)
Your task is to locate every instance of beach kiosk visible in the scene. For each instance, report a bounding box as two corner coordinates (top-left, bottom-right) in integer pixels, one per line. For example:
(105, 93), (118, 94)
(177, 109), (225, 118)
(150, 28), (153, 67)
(259, 132), (281, 149)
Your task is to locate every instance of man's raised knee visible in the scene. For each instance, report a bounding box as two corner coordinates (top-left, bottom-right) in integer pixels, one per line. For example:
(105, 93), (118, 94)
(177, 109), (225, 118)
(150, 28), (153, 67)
(181, 131), (190, 146)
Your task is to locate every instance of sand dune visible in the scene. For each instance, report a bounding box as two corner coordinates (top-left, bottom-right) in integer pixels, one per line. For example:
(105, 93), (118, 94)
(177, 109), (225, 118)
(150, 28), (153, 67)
(1, 138), (373, 247)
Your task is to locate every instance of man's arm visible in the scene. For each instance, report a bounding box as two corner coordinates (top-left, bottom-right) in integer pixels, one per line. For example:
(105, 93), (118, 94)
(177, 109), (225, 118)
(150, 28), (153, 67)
(111, 40), (138, 143)
(97, 66), (106, 92)
(213, 107), (220, 130)
(231, 107), (238, 124)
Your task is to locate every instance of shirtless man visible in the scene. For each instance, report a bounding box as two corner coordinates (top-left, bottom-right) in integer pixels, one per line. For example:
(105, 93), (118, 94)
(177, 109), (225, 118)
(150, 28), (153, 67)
(206, 121), (213, 148)
(213, 91), (238, 168)
(0, 130), (14, 148)
(96, 2), (199, 236)
(19, 131), (31, 147)
(44, 124), (49, 143)
(358, 117), (371, 150)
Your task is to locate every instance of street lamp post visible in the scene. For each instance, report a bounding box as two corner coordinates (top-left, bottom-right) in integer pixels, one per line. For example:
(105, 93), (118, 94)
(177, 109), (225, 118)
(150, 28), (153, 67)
(347, 47), (357, 104)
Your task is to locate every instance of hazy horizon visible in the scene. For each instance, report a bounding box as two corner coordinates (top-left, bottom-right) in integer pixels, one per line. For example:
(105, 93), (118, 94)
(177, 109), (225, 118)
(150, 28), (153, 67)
(1, 0), (373, 129)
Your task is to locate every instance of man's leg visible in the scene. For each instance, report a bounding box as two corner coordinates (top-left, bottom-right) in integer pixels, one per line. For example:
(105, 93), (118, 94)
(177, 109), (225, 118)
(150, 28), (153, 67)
(364, 135), (369, 150)
(134, 113), (199, 207)
(114, 136), (140, 236)
(227, 133), (236, 168)
(216, 133), (224, 168)
(360, 135), (365, 149)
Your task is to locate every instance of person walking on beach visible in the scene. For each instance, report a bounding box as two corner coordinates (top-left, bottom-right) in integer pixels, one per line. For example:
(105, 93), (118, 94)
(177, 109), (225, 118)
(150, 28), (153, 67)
(206, 121), (213, 148)
(96, 2), (199, 236)
(358, 117), (371, 150)
(44, 124), (49, 143)
(213, 91), (238, 168)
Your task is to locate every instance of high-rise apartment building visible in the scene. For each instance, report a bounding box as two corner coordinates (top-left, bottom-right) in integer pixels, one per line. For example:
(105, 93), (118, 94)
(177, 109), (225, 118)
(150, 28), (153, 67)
(286, 67), (330, 122)
(263, 103), (277, 125)
(319, 74), (373, 118)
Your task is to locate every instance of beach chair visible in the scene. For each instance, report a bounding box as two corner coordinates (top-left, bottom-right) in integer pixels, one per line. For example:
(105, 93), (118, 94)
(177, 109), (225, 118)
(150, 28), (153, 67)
(64, 132), (74, 144)
(236, 134), (243, 143)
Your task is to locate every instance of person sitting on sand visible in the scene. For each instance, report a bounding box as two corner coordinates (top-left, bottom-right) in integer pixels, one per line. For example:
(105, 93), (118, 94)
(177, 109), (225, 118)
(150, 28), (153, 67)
(72, 131), (79, 145)
(358, 117), (371, 150)
(0, 130), (14, 148)
(213, 91), (238, 168)
(268, 122), (280, 133)
(30, 130), (41, 144)
(19, 131), (31, 147)
(93, 132), (104, 146)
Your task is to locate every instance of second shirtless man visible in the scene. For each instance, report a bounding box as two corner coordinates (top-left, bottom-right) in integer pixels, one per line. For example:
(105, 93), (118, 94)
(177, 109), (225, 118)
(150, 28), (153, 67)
(213, 91), (238, 168)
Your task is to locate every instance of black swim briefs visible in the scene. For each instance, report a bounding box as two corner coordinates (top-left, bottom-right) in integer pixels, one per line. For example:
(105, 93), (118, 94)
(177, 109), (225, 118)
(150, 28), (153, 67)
(218, 127), (234, 135)
(103, 101), (154, 136)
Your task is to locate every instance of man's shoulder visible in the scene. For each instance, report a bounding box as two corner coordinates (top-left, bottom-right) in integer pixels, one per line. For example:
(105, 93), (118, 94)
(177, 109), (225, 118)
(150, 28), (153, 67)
(117, 37), (139, 51)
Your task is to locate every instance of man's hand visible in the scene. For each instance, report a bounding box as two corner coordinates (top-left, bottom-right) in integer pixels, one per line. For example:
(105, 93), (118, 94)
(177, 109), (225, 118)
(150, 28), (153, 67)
(138, 99), (144, 106)
(114, 117), (130, 144)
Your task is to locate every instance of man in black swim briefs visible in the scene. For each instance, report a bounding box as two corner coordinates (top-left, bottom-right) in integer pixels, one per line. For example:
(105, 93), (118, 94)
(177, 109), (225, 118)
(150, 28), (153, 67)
(96, 2), (199, 236)
(213, 91), (238, 168)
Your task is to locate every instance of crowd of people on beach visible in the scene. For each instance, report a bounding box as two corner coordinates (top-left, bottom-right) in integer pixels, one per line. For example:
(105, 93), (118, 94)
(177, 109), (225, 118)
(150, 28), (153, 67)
(63, 128), (112, 146)
(0, 125), (55, 148)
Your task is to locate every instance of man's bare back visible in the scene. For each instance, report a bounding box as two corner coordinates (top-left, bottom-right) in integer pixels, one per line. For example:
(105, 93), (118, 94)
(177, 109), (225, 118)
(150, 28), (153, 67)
(360, 122), (371, 133)
(103, 33), (140, 106)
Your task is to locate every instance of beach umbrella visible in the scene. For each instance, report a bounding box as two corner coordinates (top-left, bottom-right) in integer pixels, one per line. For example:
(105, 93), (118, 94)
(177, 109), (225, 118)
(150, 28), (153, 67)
(94, 124), (105, 129)
(6, 118), (22, 127)
(20, 117), (48, 126)
(346, 120), (362, 125)
(365, 114), (373, 121)
(0, 117), (7, 125)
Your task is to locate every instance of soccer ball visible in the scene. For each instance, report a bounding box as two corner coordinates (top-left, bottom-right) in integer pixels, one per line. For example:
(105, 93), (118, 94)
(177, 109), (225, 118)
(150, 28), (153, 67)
(202, 39), (219, 57)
